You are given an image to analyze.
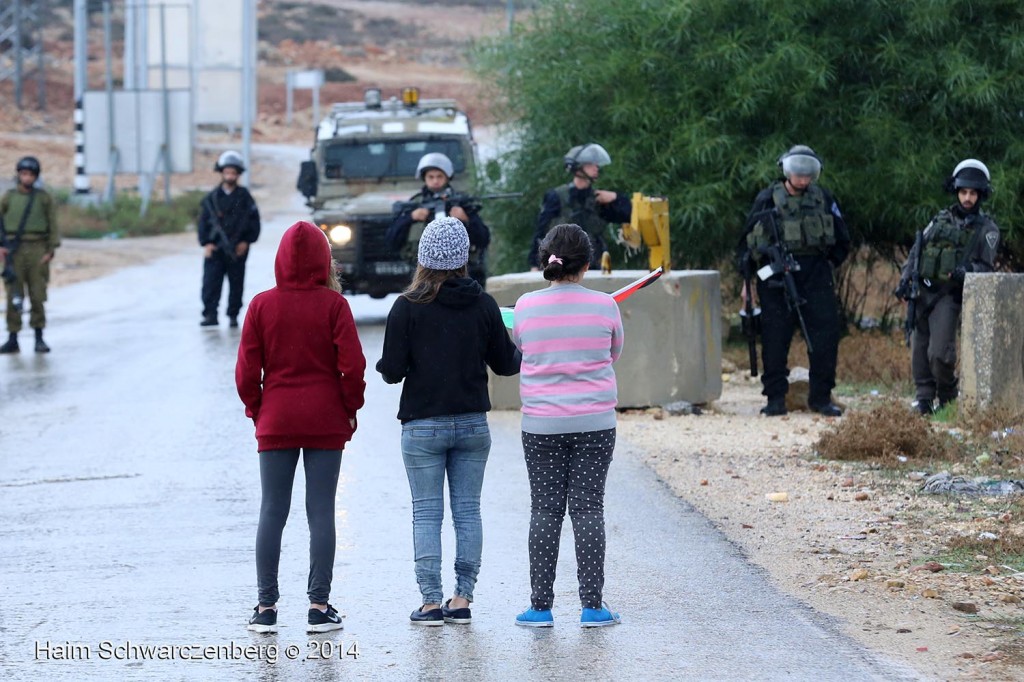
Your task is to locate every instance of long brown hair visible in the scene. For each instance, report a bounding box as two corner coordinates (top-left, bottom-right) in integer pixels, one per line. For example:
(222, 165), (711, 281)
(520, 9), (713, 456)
(403, 264), (467, 304)
(327, 259), (342, 293)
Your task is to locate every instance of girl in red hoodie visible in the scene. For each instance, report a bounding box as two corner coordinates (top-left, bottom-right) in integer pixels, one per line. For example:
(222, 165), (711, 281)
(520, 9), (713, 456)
(236, 221), (366, 634)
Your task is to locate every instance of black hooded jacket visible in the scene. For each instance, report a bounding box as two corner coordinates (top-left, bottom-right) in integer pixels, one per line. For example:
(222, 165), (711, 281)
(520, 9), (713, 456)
(376, 277), (521, 422)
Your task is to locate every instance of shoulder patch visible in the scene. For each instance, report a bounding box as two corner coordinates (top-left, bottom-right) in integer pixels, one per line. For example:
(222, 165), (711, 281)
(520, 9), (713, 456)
(986, 232), (999, 250)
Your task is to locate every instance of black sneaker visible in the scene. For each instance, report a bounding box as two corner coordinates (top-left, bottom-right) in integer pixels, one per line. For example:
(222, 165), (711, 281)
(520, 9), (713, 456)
(229, 316), (239, 328)
(409, 605), (444, 626)
(760, 398), (787, 416)
(247, 606), (277, 634)
(307, 604), (343, 633)
(200, 316), (218, 327)
(0, 335), (19, 354)
(441, 599), (472, 624)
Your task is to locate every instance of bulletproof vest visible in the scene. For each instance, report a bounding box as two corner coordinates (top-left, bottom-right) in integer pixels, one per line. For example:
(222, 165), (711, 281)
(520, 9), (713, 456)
(918, 210), (974, 285)
(746, 182), (836, 257)
(551, 184), (607, 239)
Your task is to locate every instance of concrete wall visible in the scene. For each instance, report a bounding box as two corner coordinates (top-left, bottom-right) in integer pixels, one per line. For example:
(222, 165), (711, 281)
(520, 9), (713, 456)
(486, 270), (722, 410)
(961, 273), (1024, 413)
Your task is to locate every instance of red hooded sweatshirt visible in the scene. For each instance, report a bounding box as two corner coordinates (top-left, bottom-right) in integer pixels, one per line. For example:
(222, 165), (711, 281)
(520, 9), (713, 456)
(235, 221), (366, 451)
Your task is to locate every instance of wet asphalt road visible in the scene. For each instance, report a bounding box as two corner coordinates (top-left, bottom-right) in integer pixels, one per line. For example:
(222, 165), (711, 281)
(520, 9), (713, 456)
(0, 207), (922, 681)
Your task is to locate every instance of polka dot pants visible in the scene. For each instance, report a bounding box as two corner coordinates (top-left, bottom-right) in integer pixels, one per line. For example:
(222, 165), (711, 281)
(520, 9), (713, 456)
(522, 428), (615, 610)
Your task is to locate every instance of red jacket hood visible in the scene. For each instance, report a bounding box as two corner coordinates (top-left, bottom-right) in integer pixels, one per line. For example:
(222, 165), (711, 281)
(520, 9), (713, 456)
(275, 221), (330, 289)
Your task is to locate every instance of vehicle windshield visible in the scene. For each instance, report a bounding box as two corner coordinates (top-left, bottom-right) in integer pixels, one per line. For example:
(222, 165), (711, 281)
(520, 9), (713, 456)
(324, 139), (468, 180)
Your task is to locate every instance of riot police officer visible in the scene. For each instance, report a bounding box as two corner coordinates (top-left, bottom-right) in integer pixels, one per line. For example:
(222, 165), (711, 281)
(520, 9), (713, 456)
(386, 152), (491, 286)
(198, 150), (261, 327)
(0, 156), (59, 354)
(529, 143), (632, 270)
(736, 145), (851, 417)
(896, 159), (1000, 415)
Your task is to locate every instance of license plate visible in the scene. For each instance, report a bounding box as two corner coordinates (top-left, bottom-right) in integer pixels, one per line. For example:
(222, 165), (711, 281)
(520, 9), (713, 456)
(373, 261), (412, 276)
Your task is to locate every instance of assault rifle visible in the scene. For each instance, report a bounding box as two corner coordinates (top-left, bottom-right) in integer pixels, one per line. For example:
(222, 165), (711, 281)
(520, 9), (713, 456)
(740, 275), (760, 377)
(0, 215), (15, 285)
(894, 229), (923, 347)
(750, 207), (813, 354)
(392, 190), (523, 219)
(202, 194), (237, 262)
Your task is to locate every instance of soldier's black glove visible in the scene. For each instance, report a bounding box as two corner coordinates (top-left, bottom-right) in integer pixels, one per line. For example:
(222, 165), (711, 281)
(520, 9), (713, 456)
(950, 266), (967, 283)
(893, 279), (911, 301)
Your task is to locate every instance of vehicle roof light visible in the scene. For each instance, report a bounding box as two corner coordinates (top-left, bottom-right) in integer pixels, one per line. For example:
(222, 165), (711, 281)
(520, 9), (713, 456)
(364, 88), (382, 109)
(402, 87), (419, 107)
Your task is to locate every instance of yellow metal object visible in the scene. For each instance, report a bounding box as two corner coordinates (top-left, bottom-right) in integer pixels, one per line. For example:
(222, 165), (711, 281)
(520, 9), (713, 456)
(621, 193), (671, 273)
(401, 87), (420, 107)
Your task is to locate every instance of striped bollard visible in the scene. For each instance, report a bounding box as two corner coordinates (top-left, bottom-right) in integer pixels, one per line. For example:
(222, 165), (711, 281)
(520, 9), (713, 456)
(73, 98), (90, 194)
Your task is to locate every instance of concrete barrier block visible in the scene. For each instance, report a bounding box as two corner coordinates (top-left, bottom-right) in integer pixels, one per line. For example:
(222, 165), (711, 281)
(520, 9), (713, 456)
(961, 273), (1024, 413)
(486, 270), (722, 410)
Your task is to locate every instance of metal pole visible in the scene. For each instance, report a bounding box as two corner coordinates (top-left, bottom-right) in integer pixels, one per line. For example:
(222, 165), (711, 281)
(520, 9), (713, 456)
(507, 0), (514, 35)
(312, 84), (320, 125)
(285, 71), (293, 125)
(241, 0), (254, 184)
(160, 3), (171, 203)
(73, 0), (90, 195)
(14, 0), (23, 108)
(36, 0), (45, 111)
(104, 0), (117, 203)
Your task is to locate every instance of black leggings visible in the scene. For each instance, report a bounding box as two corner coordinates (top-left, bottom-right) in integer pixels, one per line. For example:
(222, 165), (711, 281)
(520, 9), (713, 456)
(255, 449), (342, 606)
(522, 428), (615, 610)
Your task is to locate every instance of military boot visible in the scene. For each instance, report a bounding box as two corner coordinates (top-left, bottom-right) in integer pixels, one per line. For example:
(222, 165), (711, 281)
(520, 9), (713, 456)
(760, 398), (787, 416)
(34, 328), (50, 353)
(0, 332), (19, 354)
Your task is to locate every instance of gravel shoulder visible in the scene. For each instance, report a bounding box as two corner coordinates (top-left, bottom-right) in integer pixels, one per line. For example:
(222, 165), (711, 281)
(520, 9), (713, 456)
(619, 379), (1023, 681)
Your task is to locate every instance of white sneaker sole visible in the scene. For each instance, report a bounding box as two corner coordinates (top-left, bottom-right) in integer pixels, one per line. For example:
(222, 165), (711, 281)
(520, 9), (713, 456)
(410, 619), (444, 626)
(443, 617), (472, 624)
(307, 622), (344, 633)
(515, 620), (554, 628)
(247, 623), (278, 633)
(580, 619), (621, 628)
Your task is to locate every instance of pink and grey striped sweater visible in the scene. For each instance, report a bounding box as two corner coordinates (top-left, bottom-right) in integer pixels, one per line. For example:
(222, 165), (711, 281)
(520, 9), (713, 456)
(512, 282), (624, 435)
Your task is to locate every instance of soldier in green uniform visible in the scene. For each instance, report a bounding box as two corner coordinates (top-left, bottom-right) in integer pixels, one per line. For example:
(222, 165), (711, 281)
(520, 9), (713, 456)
(896, 159), (1000, 414)
(529, 143), (632, 270)
(0, 156), (60, 354)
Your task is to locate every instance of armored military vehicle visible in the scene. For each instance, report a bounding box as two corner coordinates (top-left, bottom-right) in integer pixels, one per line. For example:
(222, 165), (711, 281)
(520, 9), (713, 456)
(296, 87), (477, 298)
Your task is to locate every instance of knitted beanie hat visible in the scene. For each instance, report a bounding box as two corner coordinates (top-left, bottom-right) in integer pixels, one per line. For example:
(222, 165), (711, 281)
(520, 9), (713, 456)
(417, 216), (470, 270)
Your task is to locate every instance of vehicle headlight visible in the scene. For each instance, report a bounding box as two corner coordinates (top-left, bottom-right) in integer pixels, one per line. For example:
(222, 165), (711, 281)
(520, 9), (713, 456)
(328, 225), (353, 245)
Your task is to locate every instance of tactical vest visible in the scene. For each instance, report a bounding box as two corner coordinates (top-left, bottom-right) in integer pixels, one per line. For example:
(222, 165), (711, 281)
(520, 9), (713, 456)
(550, 184), (608, 239)
(917, 210), (974, 285)
(746, 182), (836, 257)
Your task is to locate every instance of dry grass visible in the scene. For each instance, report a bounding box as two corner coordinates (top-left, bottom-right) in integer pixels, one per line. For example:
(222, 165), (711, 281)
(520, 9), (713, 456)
(814, 398), (954, 463)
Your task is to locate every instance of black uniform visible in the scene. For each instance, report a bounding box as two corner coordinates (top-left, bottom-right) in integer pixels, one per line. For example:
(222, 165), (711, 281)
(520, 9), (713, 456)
(529, 184), (632, 269)
(198, 185), (260, 322)
(736, 180), (851, 411)
(386, 185), (491, 287)
(902, 204), (999, 407)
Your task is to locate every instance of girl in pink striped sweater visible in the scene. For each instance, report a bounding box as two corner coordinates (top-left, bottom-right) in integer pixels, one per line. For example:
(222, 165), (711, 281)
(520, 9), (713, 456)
(512, 223), (624, 629)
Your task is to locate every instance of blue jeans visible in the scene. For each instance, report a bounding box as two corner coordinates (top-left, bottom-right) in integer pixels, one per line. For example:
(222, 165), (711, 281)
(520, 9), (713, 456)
(401, 413), (491, 605)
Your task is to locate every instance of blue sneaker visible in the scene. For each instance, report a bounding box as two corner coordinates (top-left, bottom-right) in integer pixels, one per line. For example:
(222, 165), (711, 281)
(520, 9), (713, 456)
(515, 607), (553, 628)
(580, 602), (621, 628)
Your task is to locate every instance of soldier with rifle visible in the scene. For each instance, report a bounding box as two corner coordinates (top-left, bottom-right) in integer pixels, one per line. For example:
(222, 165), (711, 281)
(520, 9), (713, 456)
(198, 150), (261, 328)
(0, 156), (59, 354)
(529, 143), (631, 271)
(387, 153), (494, 287)
(894, 159), (1000, 415)
(736, 145), (850, 417)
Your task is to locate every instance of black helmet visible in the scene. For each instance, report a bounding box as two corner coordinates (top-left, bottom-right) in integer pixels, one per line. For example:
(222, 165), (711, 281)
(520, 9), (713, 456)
(944, 158), (991, 199)
(16, 156), (41, 175)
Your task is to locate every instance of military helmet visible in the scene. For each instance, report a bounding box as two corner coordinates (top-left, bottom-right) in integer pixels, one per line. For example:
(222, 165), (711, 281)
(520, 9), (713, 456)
(16, 156), (41, 175)
(778, 145), (822, 181)
(415, 152), (454, 180)
(214, 150), (246, 173)
(948, 158), (991, 197)
(564, 143), (612, 172)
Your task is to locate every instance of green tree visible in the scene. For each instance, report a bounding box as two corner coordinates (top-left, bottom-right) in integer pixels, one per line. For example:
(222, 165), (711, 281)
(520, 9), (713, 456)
(475, 0), (1024, 273)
